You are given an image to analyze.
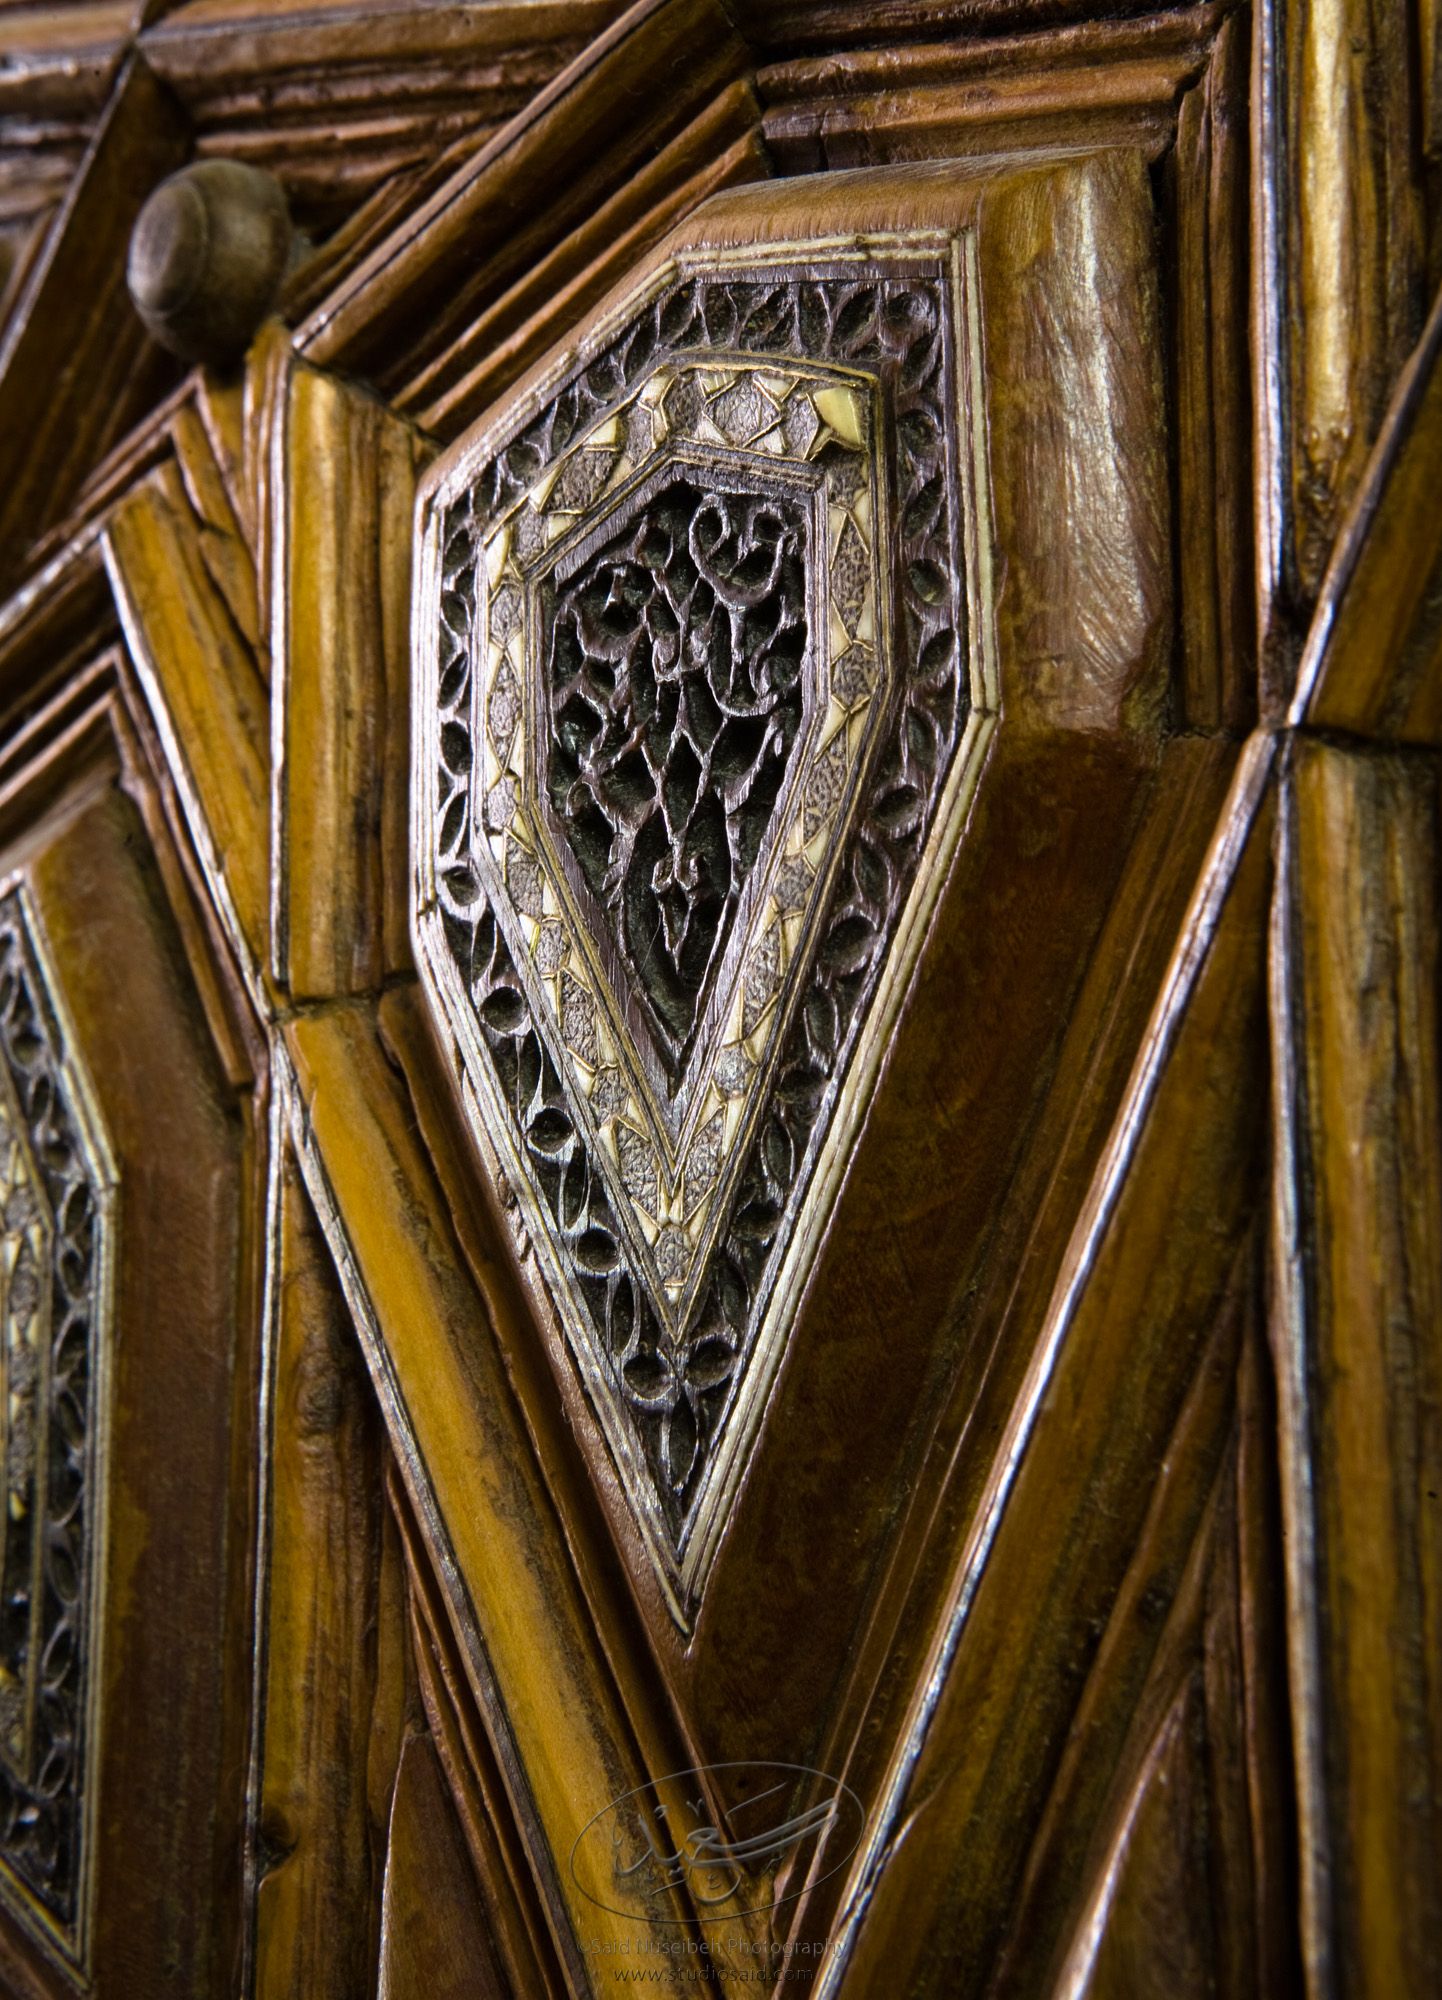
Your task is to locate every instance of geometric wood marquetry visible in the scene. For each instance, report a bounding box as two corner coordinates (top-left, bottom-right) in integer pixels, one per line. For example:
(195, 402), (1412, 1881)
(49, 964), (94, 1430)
(415, 233), (994, 1614)
(2, 0), (1434, 1991)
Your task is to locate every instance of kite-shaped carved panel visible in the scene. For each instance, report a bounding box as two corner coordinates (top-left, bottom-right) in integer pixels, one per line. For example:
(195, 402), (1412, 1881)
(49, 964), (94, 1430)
(415, 228), (994, 1615)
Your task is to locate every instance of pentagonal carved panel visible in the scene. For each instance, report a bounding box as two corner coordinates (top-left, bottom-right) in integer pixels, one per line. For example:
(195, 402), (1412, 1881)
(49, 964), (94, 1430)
(0, 883), (114, 1967)
(415, 237), (992, 1612)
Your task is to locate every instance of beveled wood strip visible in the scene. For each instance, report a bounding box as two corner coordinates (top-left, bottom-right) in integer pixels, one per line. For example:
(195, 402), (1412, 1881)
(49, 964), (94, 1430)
(104, 463), (270, 989)
(761, 36), (1212, 175)
(409, 78), (767, 437)
(991, 1266), (1299, 2000)
(734, 0), (1198, 51)
(0, 530), (114, 735)
(1168, 11), (1254, 732)
(294, 0), (749, 389)
(194, 373), (250, 540)
(758, 1), (1226, 97)
(374, 981), (781, 1993)
(1257, 0), (1425, 693)
(396, 1470), (566, 2000)
(243, 321), (293, 629)
(280, 1001), (728, 1997)
(1282, 0), (1423, 607)
(252, 1155), (388, 2000)
(272, 357), (428, 996)
(1232, 1301), (1302, 2000)
(107, 662), (262, 1092)
(143, 0), (615, 87)
(1291, 278), (1442, 742)
(1270, 735), (1442, 1999)
(377, 1729), (511, 2000)
(278, 122), (496, 325)
(790, 733), (1243, 1934)
(170, 400), (263, 656)
(0, 2), (134, 125)
(986, 1248), (1250, 1998)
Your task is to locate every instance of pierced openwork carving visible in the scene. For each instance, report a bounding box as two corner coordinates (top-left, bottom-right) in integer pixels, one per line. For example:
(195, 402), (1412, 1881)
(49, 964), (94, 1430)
(544, 475), (809, 1081)
(416, 233), (994, 1613)
(0, 884), (113, 1966)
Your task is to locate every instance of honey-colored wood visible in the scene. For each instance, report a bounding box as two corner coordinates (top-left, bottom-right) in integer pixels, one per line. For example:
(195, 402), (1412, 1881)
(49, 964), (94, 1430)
(104, 467), (269, 984)
(271, 356), (428, 995)
(1293, 280), (1442, 740)
(1272, 736), (1442, 1998)
(251, 1156), (389, 1999)
(1281, 0), (1423, 605)
(279, 1000), (738, 1992)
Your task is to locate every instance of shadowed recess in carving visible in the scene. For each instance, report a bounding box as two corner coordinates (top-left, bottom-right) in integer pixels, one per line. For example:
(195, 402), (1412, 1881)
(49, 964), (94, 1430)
(543, 478), (808, 1080)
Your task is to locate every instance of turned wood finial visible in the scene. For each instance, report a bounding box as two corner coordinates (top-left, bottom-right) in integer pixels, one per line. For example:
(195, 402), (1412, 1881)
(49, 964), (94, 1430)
(126, 160), (291, 365)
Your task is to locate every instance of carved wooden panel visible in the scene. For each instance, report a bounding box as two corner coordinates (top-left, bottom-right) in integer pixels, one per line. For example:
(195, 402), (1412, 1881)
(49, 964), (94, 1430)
(0, 2), (1435, 1997)
(416, 210), (993, 1609)
(0, 886), (113, 1972)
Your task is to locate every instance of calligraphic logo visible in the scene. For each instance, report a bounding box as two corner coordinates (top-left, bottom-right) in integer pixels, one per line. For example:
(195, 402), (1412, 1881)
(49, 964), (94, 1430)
(570, 1760), (864, 1926)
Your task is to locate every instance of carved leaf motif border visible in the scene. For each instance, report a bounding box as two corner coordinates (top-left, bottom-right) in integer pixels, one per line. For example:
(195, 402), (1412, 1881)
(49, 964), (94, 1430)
(0, 883), (114, 1971)
(415, 233), (996, 1615)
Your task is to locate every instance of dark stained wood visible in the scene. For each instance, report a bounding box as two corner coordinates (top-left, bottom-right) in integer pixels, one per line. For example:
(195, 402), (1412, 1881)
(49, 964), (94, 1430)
(759, 6), (1224, 171)
(378, 1730), (509, 2000)
(0, 57), (185, 585)
(828, 741), (1275, 1996)
(988, 1271), (1299, 2000)
(1167, 8), (1254, 732)
(0, 724), (259, 1997)
(142, 0), (621, 235)
(293, 0), (752, 407)
(104, 462), (270, 988)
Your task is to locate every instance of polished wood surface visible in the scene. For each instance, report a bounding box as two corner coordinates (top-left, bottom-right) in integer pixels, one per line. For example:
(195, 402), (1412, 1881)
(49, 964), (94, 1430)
(0, 2), (1433, 1996)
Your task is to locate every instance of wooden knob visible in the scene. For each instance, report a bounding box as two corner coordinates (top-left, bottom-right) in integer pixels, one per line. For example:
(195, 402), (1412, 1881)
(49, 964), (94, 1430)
(127, 160), (291, 365)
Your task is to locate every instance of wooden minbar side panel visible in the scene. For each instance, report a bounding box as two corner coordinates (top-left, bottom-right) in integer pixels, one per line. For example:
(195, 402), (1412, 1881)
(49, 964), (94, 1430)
(0, 2), (1435, 1998)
